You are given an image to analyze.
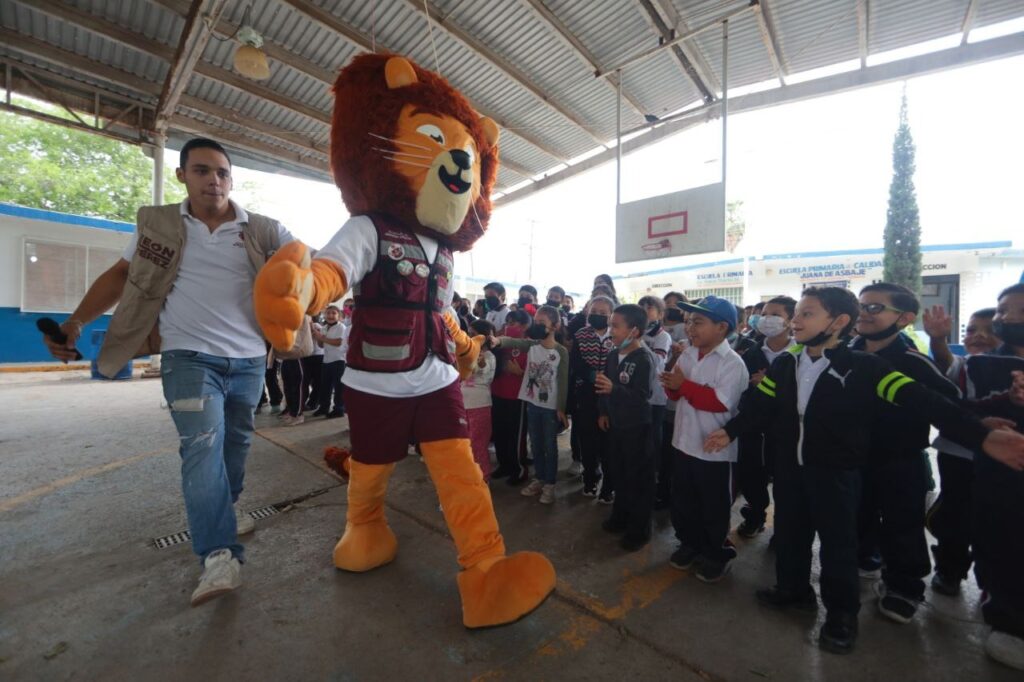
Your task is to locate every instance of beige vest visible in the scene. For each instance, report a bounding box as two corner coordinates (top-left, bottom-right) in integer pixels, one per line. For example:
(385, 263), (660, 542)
(96, 204), (280, 378)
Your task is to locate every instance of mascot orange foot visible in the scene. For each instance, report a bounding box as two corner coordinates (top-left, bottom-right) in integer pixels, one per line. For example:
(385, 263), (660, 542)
(334, 442), (555, 628)
(253, 52), (555, 628)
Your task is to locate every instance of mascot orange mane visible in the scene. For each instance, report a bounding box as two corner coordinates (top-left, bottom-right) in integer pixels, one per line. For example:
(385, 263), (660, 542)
(253, 53), (556, 628)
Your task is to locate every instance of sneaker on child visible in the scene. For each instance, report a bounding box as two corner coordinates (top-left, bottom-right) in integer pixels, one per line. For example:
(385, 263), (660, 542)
(234, 502), (255, 535)
(521, 479), (544, 497)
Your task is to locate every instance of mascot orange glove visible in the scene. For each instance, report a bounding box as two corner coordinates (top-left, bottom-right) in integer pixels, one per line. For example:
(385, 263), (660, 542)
(443, 311), (484, 380)
(253, 241), (348, 351)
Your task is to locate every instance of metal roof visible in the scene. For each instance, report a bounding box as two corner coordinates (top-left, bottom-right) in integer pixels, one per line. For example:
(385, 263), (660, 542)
(1, 0), (1022, 197)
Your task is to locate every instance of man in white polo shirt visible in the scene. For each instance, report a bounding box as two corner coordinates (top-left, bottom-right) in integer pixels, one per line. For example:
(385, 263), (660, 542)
(43, 138), (292, 606)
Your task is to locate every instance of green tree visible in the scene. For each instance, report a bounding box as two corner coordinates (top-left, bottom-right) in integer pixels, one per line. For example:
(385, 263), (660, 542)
(882, 90), (922, 293)
(0, 97), (185, 222)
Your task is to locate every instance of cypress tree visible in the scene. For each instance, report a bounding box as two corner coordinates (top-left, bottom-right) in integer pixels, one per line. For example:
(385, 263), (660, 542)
(882, 90), (922, 293)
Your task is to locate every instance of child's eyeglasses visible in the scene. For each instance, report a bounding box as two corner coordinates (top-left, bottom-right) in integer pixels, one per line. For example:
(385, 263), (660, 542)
(860, 303), (905, 315)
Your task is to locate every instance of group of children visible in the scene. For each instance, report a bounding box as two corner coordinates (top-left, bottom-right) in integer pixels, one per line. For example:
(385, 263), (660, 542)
(455, 275), (1024, 669)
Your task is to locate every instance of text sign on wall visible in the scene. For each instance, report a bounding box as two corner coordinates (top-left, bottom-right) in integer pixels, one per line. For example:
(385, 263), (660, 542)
(615, 183), (725, 264)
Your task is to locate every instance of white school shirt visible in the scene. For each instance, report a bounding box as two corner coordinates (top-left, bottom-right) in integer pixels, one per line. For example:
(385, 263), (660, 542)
(121, 199), (293, 358)
(671, 339), (749, 462)
(310, 321), (325, 356)
(486, 307), (510, 332)
(315, 216), (457, 398)
(762, 337), (794, 365)
(643, 328), (672, 407)
(322, 321), (347, 364)
(796, 348), (831, 416)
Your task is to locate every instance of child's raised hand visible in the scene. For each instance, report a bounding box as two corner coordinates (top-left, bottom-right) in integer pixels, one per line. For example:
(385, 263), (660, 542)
(750, 369), (766, 386)
(597, 415), (609, 431)
(594, 372), (613, 395)
(489, 334), (501, 348)
(703, 429), (731, 453)
(922, 305), (952, 340)
(660, 366), (685, 390)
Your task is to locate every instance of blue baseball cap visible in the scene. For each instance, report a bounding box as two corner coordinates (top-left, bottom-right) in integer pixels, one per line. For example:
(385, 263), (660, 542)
(678, 295), (737, 332)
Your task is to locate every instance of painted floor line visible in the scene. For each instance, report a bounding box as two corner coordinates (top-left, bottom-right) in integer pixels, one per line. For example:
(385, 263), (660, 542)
(0, 447), (174, 514)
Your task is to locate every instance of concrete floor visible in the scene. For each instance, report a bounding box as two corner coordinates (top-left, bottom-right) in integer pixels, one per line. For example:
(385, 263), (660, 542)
(0, 370), (1017, 681)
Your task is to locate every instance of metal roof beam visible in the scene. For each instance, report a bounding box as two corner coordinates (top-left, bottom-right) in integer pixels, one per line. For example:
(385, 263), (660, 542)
(858, 0), (869, 68)
(960, 0), (980, 45)
(497, 31), (1024, 206)
(171, 115), (331, 179)
(279, 0), (574, 166)
(402, 0), (609, 147)
(0, 29), (331, 158)
(10, 0), (331, 126)
(634, 0), (718, 102)
(520, 0), (646, 120)
(177, 95), (328, 156)
(753, 0), (788, 84)
(156, 0), (227, 133)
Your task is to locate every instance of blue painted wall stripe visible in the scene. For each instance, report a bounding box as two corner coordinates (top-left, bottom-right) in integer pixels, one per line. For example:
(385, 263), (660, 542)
(0, 202), (135, 233)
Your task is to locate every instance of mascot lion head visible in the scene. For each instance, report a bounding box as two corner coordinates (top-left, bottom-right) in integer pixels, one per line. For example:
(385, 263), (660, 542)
(331, 54), (500, 252)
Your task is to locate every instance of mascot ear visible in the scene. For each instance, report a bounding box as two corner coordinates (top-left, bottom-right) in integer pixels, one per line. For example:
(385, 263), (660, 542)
(479, 116), (500, 147)
(385, 57), (418, 89)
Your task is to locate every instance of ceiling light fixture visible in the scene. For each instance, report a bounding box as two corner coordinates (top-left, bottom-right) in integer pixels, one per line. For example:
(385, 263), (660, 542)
(233, 25), (270, 80)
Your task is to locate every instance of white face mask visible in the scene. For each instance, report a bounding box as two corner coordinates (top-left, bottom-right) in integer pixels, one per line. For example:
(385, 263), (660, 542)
(756, 315), (788, 338)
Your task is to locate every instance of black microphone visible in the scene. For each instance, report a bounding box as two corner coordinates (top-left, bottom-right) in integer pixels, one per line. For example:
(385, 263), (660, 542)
(37, 317), (84, 361)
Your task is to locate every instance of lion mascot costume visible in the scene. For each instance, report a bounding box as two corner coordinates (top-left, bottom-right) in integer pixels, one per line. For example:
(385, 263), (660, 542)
(253, 53), (556, 628)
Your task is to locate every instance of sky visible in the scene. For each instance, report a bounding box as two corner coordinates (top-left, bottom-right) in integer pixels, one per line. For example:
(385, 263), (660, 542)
(226, 40), (1024, 298)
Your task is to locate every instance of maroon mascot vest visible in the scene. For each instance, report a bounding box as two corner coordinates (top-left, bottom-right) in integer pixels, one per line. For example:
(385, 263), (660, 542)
(347, 214), (456, 373)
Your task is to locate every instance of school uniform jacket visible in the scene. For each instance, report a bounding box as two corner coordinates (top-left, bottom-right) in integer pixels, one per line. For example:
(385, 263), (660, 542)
(598, 346), (654, 429)
(849, 332), (961, 458)
(724, 343), (989, 470)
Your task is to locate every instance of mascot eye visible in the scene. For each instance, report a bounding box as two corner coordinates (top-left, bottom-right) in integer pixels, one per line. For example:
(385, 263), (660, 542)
(417, 124), (446, 145)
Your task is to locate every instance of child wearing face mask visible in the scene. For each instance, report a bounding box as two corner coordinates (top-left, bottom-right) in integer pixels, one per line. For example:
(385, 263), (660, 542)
(571, 296), (616, 498)
(960, 284), (1024, 669)
(492, 306), (569, 505)
(704, 287), (1024, 656)
(490, 309), (532, 485)
(922, 306), (1000, 598)
(639, 296), (672, 505)
(658, 293), (689, 509)
(596, 304), (657, 551)
(734, 296), (798, 540)
(483, 281), (510, 333)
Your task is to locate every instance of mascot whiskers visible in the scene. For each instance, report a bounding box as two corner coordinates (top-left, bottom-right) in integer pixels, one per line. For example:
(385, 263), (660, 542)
(253, 53), (556, 628)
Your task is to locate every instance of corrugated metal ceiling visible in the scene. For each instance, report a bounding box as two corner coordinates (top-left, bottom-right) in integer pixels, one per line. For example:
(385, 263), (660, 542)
(0, 0), (1022, 192)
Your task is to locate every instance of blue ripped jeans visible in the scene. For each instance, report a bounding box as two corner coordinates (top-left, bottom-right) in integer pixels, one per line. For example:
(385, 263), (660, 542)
(161, 350), (265, 563)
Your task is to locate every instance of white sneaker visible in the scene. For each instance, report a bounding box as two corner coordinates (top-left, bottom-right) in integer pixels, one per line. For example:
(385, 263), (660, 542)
(234, 503), (255, 535)
(986, 630), (1024, 671)
(539, 484), (555, 505)
(567, 461), (583, 478)
(285, 415), (305, 426)
(521, 479), (544, 497)
(190, 549), (241, 607)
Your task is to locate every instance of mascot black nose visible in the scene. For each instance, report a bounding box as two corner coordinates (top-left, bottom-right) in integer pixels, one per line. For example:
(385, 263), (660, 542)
(449, 149), (471, 171)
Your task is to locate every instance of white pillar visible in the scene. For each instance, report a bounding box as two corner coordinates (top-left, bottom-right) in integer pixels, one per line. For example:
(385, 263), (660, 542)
(152, 138), (165, 206)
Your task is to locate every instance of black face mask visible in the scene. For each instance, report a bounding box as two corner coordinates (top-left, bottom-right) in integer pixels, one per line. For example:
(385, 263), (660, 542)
(526, 323), (549, 340)
(665, 309), (684, 323)
(546, 299), (561, 308)
(485, 295), (501, 311)
(858, 322), (901, 342)
(646, 321), (662, 336)
(993, 320), (1024, 346)
(517, 296), (533, 308)
(561, 304), (571, 313)
(804, 320), (838, 348)
(587, 314), (608, 329)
